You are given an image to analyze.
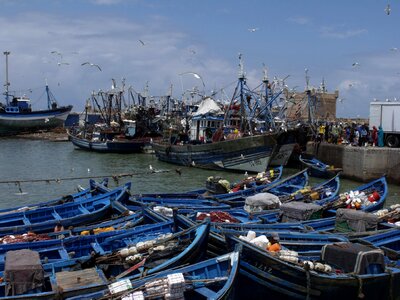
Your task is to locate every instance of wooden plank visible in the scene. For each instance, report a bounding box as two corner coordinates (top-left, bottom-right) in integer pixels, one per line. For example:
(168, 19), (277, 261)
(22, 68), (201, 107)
(56, 268), (106, 291)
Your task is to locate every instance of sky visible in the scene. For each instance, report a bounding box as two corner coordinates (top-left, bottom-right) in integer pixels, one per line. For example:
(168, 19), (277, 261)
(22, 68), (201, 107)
(0, 0), (399, 118)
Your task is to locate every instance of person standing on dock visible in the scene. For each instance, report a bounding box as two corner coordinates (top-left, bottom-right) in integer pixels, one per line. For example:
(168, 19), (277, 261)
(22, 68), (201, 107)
(372, 126), (378, 146)
(318, 124), (326, 142)
(378, 126), (384, 147)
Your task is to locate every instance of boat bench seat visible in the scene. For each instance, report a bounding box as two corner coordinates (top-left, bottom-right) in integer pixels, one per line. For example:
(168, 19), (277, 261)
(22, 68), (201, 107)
(194, 286), (217, 298)
(23, 217), (31, 225)
(91, 242), (105, 255)
(78, 206), (90, 215)
(58, 248), (70, 260)
(52, 212), (62, 220)
(37, 246), (70, 262)
(0, 216), (30, 226)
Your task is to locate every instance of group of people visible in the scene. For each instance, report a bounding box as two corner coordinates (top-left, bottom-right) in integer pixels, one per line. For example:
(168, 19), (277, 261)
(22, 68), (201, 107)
(316, 122), (385, 147)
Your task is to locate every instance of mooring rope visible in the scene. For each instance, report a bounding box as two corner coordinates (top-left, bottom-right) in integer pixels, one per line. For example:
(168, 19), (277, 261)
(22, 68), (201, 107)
(0, 170), (170, 185)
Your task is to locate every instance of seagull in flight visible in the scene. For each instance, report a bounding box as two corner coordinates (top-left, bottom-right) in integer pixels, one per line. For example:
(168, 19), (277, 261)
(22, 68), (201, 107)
(139, 39), (146, 46)
(81, 62), (102, 71)
(352, 62), (360, 68)
(51, 51), (63, 58)
(390, 47), (398, 52)
(385, 4), (391, 15)
(248, 28), (259, 32)
(57, 62), (70, 66)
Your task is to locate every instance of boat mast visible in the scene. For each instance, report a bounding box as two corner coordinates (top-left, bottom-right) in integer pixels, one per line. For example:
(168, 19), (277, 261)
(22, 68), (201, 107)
(45, 79), (51, 110)
(262, 64), (270, 126)
(238, 53), (247, 134)
(3, 51), (10, 105)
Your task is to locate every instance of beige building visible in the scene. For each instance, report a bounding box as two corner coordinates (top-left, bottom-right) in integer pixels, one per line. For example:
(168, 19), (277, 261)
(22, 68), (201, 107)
(285, 87), (339, 123)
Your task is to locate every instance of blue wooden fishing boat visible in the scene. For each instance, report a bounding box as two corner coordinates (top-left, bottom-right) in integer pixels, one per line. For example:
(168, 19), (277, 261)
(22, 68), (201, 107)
(127, 166), (283, 204)
(62, 248), (240, 300)
(194, 208), (262, 225)
(0, 220), (174, 267)
(226, 234), (400, 299)
(324, 175), (387, 214)
(221, 230), (348, 258)
(0, 183), (131, 235)
(0, 218), (209, 275)
(356, 228), (400, 262)
(128, 198), (232, 214)
(257, 176), (387, 225)
(0, 219), (211, 298)
(0, 179), (109, 215)
(211, 220), (309, 233)
(299, 154), (342, 178)
(239, 172), (339, 218)
(212, 169), (310, 208)
(261, 168), (309, 196)
(267, 171), (339, 203)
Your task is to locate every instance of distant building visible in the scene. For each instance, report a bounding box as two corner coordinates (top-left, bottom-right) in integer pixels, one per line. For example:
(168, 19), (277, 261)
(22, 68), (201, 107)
(285, 86), (339, 123)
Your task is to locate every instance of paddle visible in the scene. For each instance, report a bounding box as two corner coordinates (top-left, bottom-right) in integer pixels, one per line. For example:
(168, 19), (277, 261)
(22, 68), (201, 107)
(115, 257), (146, 280)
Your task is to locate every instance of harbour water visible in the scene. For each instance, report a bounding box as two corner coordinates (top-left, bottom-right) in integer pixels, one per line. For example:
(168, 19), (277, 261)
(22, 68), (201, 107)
(0, 138), (399, 209)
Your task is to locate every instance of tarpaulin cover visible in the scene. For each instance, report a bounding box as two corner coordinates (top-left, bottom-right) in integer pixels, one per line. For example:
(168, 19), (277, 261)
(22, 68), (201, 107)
(244, 192), (281, 212)
(4, 249), (44, 296)
(335, 208), (379, 233)
(321, 242), (385, 275)
(193, 97), (223, 116)
(280, 201), (323, 222)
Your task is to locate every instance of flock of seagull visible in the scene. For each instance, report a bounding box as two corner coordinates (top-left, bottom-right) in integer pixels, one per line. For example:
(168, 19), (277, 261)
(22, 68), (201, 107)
(48, 3), (395, 90)
(50, 50), (102, 72)
(345, 3), (397, 90)
(49, 38), (152, 72)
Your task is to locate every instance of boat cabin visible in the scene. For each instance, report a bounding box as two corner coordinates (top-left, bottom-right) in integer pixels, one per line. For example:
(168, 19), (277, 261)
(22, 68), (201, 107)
(190, 115), (223, 142)
(189, 97), (224, 142)
(5, 96), (32, 113)
(123, 119), (137, 137)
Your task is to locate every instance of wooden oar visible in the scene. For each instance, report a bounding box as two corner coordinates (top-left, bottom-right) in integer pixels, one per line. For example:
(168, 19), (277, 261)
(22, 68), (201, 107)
(115, 257), (147, 280)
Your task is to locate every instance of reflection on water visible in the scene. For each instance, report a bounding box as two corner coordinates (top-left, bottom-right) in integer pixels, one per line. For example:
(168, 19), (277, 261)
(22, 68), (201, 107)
(0, 138), (399, 209)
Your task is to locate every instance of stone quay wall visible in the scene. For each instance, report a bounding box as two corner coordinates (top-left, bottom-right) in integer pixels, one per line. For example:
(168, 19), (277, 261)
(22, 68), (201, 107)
(306, 142), (400, 184)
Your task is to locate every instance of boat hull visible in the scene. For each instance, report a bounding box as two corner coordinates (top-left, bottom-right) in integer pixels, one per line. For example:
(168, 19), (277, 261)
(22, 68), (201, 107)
(269, 143), (296, 166)
(153, 134), (277, 173)
(68, 133), (153, 153)
(228, 235), (400, 300)
(0, 106), (72, 136)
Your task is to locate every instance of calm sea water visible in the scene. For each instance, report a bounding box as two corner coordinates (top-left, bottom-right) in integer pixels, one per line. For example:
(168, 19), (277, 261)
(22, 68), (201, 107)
(0, 138), (399, 209)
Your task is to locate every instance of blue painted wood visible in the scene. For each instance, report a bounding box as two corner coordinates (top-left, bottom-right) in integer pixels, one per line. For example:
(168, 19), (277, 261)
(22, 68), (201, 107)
(66, 248), (241, 300)
(0, 179), (109, 214)
(0, 182), (131, 235)
(227, 234), (400, 299)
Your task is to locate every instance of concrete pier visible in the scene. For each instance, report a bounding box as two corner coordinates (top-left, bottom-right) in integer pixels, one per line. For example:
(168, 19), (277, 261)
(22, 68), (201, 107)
(306, 142), (400, 184)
